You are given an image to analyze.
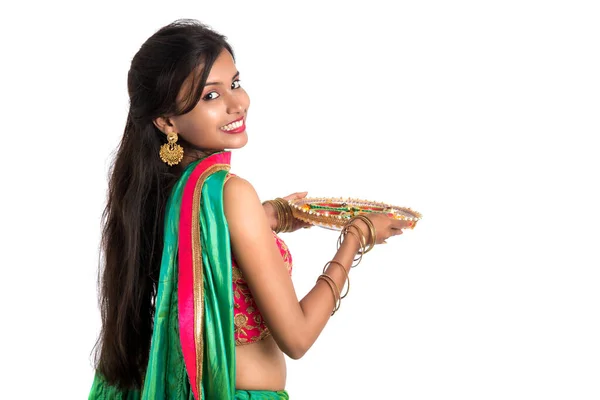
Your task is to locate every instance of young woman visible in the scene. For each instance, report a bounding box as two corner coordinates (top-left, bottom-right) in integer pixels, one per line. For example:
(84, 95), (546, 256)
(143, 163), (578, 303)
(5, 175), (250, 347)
(89, 19), (410, 399)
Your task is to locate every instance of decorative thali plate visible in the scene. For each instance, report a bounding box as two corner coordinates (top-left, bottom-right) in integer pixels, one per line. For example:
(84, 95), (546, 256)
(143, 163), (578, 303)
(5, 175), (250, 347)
(289, 197), (422, 230)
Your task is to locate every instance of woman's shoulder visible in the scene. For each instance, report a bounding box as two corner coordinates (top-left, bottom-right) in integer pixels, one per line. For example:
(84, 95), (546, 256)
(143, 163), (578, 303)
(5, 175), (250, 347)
(223, 173), (259, 204)
(224, 172), (251, 190)
(223, 174), (267, 233)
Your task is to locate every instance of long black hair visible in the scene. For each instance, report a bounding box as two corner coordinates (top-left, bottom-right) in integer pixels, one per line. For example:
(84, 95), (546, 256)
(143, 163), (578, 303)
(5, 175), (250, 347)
(92, 19), (234, 389)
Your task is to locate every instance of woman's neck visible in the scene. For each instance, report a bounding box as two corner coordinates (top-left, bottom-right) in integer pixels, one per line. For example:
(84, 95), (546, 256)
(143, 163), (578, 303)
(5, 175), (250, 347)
(179, 147), (223, 169)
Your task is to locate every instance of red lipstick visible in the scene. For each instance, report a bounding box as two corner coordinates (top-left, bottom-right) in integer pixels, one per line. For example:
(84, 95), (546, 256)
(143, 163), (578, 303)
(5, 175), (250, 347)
(220, 117), (246, 134)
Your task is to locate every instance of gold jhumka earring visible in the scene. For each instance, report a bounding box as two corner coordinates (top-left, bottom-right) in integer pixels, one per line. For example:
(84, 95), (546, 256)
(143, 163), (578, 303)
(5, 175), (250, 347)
(159, 132), (184, 166)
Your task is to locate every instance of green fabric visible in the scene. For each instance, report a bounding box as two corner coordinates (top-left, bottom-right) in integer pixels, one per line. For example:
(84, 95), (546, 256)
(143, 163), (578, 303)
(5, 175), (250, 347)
(198, 169), (235, 398)
(88, 374), (141, 400)
(89, 156), (288, 399)
(140, 160), (197, 399)
(89, 158), (234, 399)
(234, 390), (289, 400)
(90, 160), (196, 400)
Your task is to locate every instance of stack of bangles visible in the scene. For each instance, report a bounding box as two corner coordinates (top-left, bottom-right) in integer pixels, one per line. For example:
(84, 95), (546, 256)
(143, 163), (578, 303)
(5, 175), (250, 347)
(262, 198), (294, 233)
(317, 215), (377, 316)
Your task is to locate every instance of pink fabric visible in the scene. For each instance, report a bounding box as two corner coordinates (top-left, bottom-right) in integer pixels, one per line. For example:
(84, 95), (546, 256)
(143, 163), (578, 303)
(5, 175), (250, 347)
(232, 232), (293, 345)
(177, 151), (231, 400)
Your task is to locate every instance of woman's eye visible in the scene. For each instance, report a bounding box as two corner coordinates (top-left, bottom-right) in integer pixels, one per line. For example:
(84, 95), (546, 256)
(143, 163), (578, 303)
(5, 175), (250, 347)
(203, 91), (220, 100)
(232, 79), (241, 89)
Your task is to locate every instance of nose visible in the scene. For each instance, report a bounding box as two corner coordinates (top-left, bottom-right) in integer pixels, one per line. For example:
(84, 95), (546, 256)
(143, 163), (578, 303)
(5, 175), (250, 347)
(226, 92), (245, 114)
(225, 89), (248, 115)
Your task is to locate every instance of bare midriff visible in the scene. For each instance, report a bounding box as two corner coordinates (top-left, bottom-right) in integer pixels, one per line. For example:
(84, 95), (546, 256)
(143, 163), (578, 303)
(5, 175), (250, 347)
(235, 335), (286, 391)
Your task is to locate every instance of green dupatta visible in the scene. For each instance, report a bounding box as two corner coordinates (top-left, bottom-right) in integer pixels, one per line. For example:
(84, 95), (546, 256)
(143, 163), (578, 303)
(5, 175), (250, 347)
(89, 151), (235, 399)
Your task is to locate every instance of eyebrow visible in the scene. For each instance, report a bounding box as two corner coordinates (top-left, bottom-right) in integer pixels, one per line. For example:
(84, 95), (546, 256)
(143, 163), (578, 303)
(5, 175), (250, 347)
(205, 71), (240, 86)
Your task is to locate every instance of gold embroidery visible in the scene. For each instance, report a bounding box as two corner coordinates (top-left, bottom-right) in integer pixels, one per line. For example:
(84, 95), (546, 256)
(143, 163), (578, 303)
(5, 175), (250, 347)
(232, 265), (243, 281)
(234, 313), (250, 338)
(257, 329), (271, 341)
(236, 337), (249, 345)
(273, 233), (293, 273)
(235, 330), (272, 346)
(191, 162), (230, 397)
(232, 232), (293, 347)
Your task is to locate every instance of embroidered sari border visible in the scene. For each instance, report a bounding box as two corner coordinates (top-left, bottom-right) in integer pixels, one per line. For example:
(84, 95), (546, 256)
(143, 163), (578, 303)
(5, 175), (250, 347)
(192, 163), (229, 396)
(178, 151), (231, 400)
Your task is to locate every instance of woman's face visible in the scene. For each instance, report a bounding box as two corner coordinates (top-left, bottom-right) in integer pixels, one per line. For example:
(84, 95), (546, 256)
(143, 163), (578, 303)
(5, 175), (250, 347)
(169, 49), (250, 152)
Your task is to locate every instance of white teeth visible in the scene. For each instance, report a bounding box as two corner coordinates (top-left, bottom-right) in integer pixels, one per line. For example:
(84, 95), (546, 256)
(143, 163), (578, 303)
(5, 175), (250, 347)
(221, 120), (243, 131)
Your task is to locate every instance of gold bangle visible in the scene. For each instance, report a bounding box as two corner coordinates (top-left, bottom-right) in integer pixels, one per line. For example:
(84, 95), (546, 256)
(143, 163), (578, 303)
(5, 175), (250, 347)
(338, 226), (365, 267)
(359, 215), (376, 252)
(272, 199), (283, 232)
(274, 198), (294, 233)
(345, 223), (367, 255)
(338, 223), (366, 253)
(323, 260), (350, 299)
(317, 275), (340, 315)
(319, 274), (341, 313)
(344, 223), (366, 267)
(274, 199), (286, 232)
(338, 223), (366, 250)
(275, 200), (285, 233)
(350, 215), (375, 253)
(263, 198), (294, 233)
(349, 215), (376, 253)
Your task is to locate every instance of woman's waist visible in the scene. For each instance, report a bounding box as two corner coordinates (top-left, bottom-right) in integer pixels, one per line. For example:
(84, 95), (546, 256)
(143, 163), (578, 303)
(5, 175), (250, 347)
(235, 335), (286, 391)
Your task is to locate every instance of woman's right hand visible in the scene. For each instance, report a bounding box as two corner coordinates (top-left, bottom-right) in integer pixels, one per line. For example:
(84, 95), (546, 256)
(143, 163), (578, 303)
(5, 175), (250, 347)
(350, 214), (414, 246)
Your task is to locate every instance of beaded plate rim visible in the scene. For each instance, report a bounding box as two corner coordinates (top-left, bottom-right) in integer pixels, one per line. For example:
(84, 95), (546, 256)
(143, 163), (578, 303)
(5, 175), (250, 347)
(289, 197), (422, 231)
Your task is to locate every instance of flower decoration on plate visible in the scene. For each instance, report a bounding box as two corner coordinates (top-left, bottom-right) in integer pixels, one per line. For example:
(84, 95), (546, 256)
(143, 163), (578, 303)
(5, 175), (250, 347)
(289, 197), (422, 231)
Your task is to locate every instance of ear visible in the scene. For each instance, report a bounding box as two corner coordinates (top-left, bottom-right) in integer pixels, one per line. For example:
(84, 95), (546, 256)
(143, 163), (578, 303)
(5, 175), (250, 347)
(153, 116), (176, 136)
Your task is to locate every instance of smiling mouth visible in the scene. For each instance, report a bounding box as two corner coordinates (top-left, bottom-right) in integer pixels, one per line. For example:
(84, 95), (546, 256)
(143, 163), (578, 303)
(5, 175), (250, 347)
(220, 118), (244, 132)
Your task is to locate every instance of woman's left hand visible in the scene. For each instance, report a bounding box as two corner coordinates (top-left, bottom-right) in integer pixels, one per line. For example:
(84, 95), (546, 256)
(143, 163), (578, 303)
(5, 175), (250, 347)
(263, 191), (313, 232)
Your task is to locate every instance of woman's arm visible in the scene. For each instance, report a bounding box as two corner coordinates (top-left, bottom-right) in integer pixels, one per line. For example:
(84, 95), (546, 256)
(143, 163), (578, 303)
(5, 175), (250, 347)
(224, 176), (362, 359)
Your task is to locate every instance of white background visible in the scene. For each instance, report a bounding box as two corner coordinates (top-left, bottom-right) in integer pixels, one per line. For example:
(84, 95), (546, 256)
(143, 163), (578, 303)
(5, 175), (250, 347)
(1, 1), (599, 399)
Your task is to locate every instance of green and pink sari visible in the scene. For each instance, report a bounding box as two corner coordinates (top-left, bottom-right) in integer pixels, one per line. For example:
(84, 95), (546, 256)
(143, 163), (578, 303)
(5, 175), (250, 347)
(89, 152), (289, 400)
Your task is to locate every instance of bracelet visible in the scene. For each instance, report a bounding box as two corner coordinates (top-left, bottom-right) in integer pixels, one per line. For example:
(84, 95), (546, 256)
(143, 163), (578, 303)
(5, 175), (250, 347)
(263, 198), (294, 233)
(272, 199), (287, 233)
(348, 215), (376, 253)
(345, 223), (367, 251)
(344, 223), (368, 266)
(319, 274), (341, 313)
(323, 260), (350, 299)
(338, 223), (366, 253)
(317, 275), (340, 315)
(338, 226), (365, 267)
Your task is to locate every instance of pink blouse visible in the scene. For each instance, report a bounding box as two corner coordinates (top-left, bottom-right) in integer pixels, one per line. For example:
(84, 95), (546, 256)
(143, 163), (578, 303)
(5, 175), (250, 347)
(232, 231), (293, 345)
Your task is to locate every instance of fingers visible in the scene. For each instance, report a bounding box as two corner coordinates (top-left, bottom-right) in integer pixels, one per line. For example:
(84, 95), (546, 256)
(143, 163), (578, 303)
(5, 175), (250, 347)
(289, 217), (312, 232)
(283, 191), (309, 201)
(392, 219), (414, 230)
(385, 226), (403, 238)
(295, 219), (312, 229)
(387, 219), (413, 239)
